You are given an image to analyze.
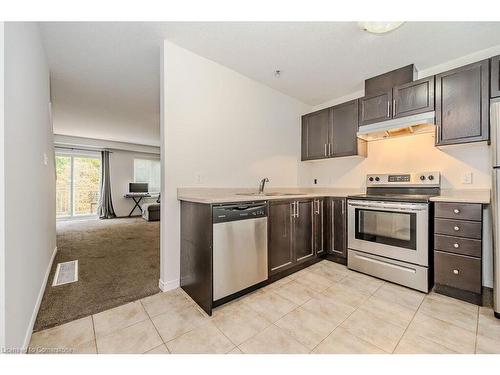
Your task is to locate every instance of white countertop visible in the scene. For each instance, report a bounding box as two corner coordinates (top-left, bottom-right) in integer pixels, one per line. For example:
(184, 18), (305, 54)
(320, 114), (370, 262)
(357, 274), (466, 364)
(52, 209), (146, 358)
(429, 189), (491, 204)
(177, 187), (363, 204)
(178, 187), (491, 204)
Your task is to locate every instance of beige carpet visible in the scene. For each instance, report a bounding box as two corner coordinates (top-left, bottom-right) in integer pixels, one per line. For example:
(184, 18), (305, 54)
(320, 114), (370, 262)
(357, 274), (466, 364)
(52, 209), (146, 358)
(34, 217), (160, 332)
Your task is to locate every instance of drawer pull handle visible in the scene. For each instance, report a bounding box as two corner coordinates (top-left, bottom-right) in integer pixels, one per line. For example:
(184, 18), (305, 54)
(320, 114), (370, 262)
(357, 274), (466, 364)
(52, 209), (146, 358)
(454, 226), (460, 231)
(453, 209), (460, 214)
(453, 243), (459, 248)
(453, 269), (460, 275)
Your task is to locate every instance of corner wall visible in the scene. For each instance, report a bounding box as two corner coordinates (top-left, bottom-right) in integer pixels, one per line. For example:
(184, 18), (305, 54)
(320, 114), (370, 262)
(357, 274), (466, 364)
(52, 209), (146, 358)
(161, 41), (310, 289)
(0, 21), (6, 348)
(4, 22), (56, 350)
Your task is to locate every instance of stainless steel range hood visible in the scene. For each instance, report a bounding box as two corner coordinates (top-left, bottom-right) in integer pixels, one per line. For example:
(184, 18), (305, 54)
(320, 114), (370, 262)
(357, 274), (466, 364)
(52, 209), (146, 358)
(357, 111), (436, 141)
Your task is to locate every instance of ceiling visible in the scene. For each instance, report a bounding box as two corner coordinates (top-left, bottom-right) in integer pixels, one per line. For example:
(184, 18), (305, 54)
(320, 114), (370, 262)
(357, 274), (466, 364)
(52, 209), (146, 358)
(40, 22), (500, 145)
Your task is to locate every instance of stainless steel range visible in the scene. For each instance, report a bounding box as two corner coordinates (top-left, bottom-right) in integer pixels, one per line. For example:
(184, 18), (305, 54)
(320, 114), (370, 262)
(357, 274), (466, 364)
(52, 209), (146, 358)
(347, 172), (441, 292)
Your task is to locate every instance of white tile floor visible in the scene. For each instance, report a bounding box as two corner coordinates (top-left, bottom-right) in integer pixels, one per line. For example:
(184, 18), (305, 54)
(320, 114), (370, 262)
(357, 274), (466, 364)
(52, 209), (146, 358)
(28, 260), (500, 354)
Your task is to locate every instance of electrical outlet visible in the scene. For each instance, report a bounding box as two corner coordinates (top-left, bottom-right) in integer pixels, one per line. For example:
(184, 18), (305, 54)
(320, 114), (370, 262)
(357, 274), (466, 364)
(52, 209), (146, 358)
(196, 173), (203, 184)
(43, 152), (48, 166)
(461, 172), (473, 184)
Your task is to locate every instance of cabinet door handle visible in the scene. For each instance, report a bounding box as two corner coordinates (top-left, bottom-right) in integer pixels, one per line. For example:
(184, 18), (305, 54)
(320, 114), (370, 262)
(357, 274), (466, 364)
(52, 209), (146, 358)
(454, 226), (460, 231)
(331, 200), (335, 252)
(324, 144), (327, 157)
(296, 201), (299, 218)
(290, 202), (295, 218)
(453, 269), (460, 275)
(454, 209), (460, 214)
(392, 99), (396, 117)
(329, 143), (332, 156)
(387, 101), (390, 118)
(453, 243), (459, 248)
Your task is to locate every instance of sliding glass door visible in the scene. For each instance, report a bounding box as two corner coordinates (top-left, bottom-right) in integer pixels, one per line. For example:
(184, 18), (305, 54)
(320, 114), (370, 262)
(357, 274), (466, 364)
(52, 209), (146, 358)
(56, 152), (101, 218)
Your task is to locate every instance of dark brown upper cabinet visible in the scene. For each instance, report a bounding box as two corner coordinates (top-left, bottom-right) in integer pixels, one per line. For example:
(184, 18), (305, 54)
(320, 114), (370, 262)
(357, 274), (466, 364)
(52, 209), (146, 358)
(301, 108), (330, 160)
(393, 76), (435, 118)
(492, 55), (500, 98)
(358, 90), (392, 126)
(301, 99), (366, 161)
(331, 99), (365, 157)
(435, 59), (490, 146)
(359, 75), (435, 126)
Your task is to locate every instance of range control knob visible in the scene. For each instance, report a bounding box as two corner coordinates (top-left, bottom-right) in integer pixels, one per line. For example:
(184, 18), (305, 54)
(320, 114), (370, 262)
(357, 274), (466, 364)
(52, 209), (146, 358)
(428, 175), (435, 181)
(375, 177), (380, 182)
(420, 175), (426, 181)
(368, 177), (374, 182)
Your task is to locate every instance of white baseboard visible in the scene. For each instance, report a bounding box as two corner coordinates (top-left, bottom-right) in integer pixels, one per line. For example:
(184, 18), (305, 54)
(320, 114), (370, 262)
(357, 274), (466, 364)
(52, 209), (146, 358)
(22, 246), (58, 352)
(158, 278), (179, 292)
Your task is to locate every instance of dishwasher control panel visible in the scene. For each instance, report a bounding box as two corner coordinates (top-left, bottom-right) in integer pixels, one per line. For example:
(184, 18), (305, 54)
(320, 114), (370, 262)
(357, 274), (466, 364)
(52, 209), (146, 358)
(213, 202), (267, 223)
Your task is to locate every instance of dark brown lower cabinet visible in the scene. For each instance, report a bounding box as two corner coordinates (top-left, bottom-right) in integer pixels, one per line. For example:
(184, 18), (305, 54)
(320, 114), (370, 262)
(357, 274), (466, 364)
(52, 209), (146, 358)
(433, 202), (483, 305)
(268, 198), (325, 276)
(268, 200), (294, 274)
(294, 199), (315, 263)
(313, 198), (325, 255)
(325, 197), (347, 263)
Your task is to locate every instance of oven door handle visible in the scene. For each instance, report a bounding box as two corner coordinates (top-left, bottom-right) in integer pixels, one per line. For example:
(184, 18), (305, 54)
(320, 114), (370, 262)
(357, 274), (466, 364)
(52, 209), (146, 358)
(348, 202), (427, 212)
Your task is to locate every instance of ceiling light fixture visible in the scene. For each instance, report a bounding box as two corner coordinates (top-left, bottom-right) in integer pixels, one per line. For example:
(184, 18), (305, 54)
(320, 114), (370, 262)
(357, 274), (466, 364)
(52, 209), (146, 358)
(358, 22), (405, 34)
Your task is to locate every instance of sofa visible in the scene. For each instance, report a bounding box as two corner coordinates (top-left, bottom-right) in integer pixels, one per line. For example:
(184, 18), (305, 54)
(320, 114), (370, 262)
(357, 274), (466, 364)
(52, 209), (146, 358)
(142, 194), (160, 221)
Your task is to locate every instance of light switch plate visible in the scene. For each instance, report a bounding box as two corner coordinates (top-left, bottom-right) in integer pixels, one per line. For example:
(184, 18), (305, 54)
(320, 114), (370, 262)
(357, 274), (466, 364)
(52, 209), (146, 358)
(461, 171), (473, 184)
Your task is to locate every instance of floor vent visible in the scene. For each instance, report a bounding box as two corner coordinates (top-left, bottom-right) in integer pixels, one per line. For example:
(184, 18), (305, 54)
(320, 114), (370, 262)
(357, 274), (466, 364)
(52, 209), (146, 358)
(52, 260), (78, 286)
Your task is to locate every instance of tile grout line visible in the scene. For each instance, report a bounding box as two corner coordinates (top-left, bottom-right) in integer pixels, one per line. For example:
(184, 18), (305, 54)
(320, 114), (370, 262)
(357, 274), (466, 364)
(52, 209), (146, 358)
(92, 302), (152, 341)
(416, 295), (480, 335)
(90, 315), (98, 354)
(139, 298), (171, 354)
(308, 280), (386, 354)
(390, 291), (426, 354)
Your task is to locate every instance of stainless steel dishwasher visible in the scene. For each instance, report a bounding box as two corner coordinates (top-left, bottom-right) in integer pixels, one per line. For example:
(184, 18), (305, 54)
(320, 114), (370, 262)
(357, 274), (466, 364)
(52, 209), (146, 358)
(212, 202), (268, 301)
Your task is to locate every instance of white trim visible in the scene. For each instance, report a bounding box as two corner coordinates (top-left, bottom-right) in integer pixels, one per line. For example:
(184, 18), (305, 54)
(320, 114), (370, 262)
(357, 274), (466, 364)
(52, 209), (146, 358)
(54, 134), (160, 155)
(22, 246), (58, 352)
(158, 278), (179, 292)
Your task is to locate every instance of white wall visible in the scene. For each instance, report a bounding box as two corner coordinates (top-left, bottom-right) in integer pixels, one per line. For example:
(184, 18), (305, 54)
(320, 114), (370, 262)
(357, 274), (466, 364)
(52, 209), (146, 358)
(4, 22), (56, 350)
(110, 150), (160, 217)
(0, 21), (6, 348)
(161, 41), (310, 289)
(299, 133), (491, 189)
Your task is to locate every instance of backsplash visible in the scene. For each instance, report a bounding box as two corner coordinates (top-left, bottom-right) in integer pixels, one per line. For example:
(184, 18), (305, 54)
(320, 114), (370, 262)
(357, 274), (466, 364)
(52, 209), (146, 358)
(298, 133), (492, 189)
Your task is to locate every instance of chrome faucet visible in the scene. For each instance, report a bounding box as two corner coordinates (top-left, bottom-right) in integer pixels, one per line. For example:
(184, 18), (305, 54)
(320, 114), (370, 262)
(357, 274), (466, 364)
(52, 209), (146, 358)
(258, 178), (269, 194)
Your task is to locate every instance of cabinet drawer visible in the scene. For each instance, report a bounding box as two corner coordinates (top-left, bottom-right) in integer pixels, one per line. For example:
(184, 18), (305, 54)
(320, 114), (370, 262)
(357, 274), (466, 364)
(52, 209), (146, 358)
(434, 235), (481, 258)
(434, 218), (482, 239)
(435, 202), (482, 221)
(434, 251), (481, 293)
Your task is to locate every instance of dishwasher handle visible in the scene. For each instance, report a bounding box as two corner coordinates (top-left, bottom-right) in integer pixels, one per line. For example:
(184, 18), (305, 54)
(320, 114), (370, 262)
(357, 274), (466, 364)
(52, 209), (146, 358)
(213, 202), (267, 223)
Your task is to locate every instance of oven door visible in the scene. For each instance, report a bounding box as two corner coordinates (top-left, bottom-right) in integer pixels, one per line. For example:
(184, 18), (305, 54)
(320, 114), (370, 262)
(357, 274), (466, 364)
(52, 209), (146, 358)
(347, 200), (429, 266)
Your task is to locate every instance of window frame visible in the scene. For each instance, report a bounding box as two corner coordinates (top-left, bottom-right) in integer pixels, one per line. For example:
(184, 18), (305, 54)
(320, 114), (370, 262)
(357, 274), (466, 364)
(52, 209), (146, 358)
(133, 157), (161, 194)
(55, 150), (102, 219)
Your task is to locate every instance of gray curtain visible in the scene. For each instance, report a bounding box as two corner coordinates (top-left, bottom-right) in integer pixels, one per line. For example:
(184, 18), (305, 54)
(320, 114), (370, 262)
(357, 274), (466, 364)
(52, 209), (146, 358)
(98, 150), (116, 219)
